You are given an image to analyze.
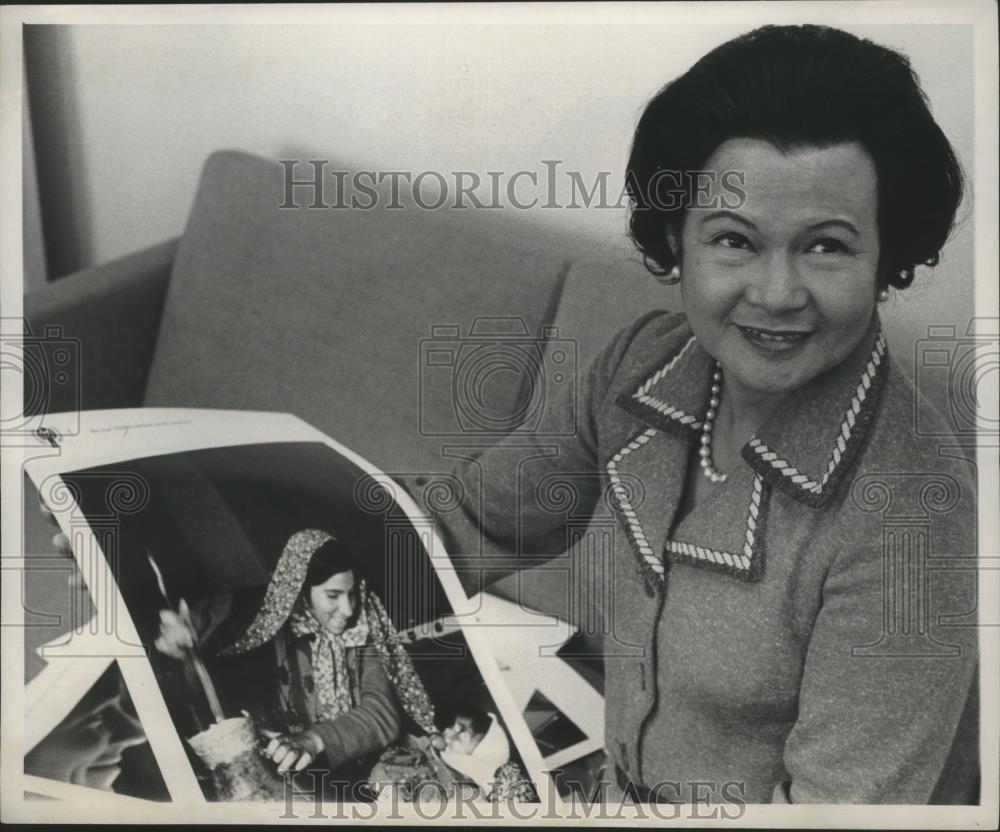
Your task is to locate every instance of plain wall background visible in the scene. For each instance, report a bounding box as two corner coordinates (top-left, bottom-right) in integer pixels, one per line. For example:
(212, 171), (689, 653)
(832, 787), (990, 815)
(23, 22), (977, 383)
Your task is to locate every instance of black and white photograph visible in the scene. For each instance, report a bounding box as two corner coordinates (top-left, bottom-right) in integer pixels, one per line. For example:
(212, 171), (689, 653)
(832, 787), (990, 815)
(21, 411), (553, 809)
(2, 1), (997, 827)
(24, 657), (169, 804)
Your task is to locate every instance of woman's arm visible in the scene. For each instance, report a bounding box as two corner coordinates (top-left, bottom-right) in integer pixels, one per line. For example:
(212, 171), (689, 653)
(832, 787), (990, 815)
(428, 312), (667, 595)
(778, 479), (979, 804)
(308, 646), (402, 769)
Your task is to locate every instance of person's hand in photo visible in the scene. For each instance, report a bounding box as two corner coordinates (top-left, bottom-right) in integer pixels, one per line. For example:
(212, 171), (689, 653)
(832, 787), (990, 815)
(153, 601), (198, 660)
(259, 727), (325, 773)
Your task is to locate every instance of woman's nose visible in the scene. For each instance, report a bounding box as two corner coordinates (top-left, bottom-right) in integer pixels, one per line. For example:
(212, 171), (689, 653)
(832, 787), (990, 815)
(336, 595), (354, 618)
(105, 703), (147, 748)
(745, 254), (808, 312)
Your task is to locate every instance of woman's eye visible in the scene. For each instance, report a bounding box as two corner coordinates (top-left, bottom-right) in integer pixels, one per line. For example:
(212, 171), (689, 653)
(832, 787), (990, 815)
(711, 232), (754, 251)
(807, 238), (850, 254)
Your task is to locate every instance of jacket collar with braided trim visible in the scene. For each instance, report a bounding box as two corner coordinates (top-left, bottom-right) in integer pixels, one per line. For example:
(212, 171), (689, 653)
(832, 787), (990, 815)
(614, 313), (889, 510)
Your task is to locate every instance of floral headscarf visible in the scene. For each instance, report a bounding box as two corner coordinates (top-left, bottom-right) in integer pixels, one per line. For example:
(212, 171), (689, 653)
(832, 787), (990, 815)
(220, 529), (436, 735)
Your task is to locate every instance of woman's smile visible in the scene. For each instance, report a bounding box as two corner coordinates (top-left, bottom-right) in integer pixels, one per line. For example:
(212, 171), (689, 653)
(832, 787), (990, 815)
(736, 324), (815, 353)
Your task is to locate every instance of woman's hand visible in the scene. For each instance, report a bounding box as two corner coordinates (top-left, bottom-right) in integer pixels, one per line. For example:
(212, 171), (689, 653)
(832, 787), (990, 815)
(38, 492), (85, 594)
(153, 603), (197, 660)
(259, 728), (325, 774)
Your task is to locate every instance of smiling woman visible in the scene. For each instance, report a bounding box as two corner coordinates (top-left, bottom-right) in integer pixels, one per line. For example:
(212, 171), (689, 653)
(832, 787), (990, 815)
(430, 24), (979, 805)
(154, 529), (437, 797)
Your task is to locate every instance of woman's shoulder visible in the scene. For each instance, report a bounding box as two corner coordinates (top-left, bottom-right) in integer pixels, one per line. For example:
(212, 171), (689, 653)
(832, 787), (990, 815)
(606, 308), (689, 355)
(811, 352), (979, 562)
(589, 309), (691, 390)
(868, 354), (978, 490)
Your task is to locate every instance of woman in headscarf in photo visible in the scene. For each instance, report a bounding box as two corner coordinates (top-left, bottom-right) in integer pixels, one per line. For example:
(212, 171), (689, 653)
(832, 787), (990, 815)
(155, 528), (437, 786)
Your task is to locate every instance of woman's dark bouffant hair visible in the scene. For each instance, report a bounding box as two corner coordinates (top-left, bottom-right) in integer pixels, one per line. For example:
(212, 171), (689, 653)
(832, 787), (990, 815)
(626, 24), (965, 290)
(305, 536), (358, 588)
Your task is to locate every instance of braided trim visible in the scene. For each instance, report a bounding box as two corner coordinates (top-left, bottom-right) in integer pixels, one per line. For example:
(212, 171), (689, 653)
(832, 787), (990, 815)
(632, 336), (703, 430)
(606, 428), (665, 587)
(664, 474), (765, 581)
(666, 541), (751, 571)
(747, 332), (886, 497)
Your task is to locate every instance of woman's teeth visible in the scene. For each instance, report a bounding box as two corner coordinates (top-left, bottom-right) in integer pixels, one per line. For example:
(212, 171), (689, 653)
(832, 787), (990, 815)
(739, 326), (811, 350)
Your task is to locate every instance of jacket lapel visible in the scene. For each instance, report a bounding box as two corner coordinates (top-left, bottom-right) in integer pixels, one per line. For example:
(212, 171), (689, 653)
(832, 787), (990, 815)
(606, 315), (887, 585)
(607, 323), (709, 589)
(666, 464), (769, 582)
(607, 426), (690, 589)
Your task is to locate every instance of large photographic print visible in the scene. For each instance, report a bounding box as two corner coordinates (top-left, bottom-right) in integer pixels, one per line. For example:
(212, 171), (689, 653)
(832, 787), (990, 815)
(23, 415), (546, 808)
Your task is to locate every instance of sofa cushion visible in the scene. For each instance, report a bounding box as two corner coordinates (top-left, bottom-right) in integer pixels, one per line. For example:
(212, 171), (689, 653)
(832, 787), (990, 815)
(145, 151), (570, 475)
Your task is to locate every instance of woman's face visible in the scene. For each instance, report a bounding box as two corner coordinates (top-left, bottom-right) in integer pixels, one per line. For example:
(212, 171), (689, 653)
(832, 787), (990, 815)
(672, 138), (881, 407)
(25, 677), (147, 790)
(308, 569), (356, 635)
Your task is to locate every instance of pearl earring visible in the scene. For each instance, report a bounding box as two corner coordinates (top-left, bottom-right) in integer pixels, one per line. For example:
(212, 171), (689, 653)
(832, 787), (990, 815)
(656, 265), (681, 286)
(877, 288), (890, 302)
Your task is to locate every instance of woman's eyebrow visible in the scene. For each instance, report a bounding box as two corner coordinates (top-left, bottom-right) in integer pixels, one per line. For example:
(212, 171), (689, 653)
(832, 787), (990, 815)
(698, 210), (758, 230)
(805, 218), (861, 236)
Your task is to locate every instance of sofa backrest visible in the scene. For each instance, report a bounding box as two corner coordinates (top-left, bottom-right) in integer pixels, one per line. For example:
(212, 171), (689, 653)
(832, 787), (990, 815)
(144, 151), (570, 475)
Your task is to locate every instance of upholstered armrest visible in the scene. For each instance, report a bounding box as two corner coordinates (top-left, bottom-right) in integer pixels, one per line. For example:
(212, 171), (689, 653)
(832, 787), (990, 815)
(23, 238), (178, 414)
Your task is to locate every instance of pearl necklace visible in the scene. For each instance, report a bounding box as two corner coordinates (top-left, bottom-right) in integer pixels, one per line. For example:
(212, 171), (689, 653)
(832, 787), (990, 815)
(698, 363), (727, 483)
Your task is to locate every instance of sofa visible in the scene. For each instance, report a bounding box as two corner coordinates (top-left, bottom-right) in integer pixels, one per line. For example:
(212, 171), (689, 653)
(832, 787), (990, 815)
(23, 149), (673, 636)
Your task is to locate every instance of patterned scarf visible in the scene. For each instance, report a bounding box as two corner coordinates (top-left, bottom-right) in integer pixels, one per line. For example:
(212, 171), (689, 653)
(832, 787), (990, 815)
(288, 595), (369, 723)
(221, 529), (437, 735)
